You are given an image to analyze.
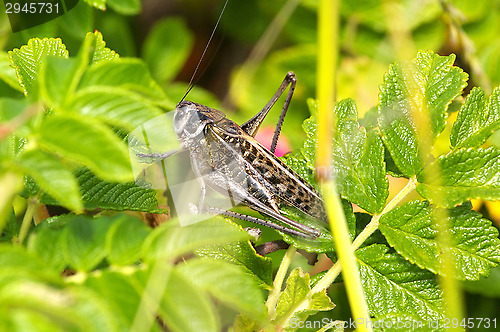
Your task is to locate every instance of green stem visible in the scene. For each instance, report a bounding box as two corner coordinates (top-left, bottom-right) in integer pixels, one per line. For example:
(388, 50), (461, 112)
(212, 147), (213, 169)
(280, 176), (418, 327)
(266, 245), (296, 319)
(16, 197), (37, 246)
(324, 183), (372, 331)
(351, 176), (417, 251)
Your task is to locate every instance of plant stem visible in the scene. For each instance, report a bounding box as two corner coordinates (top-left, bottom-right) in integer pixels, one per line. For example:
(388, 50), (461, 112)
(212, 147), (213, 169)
(315, 0), (372, 330)
(16, 197), (37, 246)
(266, 245), (296, 319)
(282, 176), (418, 328)
(351, 176), (417, 251)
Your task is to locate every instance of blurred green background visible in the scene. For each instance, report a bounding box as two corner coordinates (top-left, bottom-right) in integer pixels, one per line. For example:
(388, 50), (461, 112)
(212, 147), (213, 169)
(1, 0), (499, 329)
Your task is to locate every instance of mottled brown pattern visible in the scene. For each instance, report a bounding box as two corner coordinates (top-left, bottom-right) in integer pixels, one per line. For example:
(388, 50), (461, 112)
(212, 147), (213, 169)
(176, 101), (326, 237)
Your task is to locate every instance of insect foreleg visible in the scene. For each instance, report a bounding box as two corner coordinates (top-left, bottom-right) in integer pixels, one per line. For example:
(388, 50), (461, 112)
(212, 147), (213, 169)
(240, 71), (297, 154)
(136, 149), (180, 160)
(189, 151), (208, 213)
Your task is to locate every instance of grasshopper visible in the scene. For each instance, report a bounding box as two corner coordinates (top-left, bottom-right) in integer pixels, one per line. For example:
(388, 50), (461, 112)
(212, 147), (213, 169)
(138, 72), (326, 238)
(136, 2), (326, 239)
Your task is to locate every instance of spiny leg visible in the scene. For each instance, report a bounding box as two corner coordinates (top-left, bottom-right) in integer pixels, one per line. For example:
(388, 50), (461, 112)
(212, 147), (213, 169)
(136, 149), (180, 160)
(203, 205), (319, 239)
(241, 72), (297, 154)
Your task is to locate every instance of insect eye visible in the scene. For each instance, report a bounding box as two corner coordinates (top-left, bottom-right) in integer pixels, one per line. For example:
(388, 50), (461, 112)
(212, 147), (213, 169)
(173, 107), (187, 134)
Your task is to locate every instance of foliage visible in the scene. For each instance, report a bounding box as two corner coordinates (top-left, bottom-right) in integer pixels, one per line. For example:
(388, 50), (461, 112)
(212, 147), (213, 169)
(0, 1), (500, 332)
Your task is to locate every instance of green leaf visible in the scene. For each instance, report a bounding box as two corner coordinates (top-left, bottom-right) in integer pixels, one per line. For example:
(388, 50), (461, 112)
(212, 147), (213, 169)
(273, 268), (334, 328)
(107, 0), (141, 15)
(105, 214), (151, 265)
(450, 87), (500, 149)
(371, 312), (431, 332)
(78, 58), (165, 99)
(84, 270), (143, 330)
(0, 281), (119, 332)
(281, 150), (319, 192)
(38, 32), (99, 108)
(160, 269), (219, 332)
(39, 57), (80, 107)
(232, 315), (259, 332)
(83, 0), (106, 11)
(8, 38), (68, 95)
(378, 51), (468, 177)
(332, 99), (388, 213)
(196, 239), (273, 288)
(70, 86), (164, 131)
(134, 267), (219, 332)
(142, 18), (194, 82)
(15, 150), (82, 212)
(0, 245), (60, 284)
(0, 98), (29, 122)
(61, 215), (114, 271)
(37, 114), (133, 182)
(84, 31), (120, 64)
(27, 215), (68, 271)
(417, 147), (500, 207)
(177, 258), (266, 320)
(143, 217), (250, 261)
(0, 52), (23, 91)
(76, 167), (160, 212)
(300, 100), (389, 213)
(379, 200), (500, 280)
(462, 265), (500, 297)
(357, 244), (443, 322)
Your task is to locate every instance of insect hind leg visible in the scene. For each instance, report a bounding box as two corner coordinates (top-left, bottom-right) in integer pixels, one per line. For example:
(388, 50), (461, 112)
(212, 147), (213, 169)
(241, 72), (297, 154)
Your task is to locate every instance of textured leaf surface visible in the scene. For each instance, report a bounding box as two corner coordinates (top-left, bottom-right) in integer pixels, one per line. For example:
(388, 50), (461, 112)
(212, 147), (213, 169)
(378, 51), (468, 176)
(8, 38), (68, 95)
(333, 99), (388, 213)
(357, 244), (443, 322)
(299, 100), (388, 213)
(450, 87), (500, 149)
(379, 200), (500, 280)
(177, 258), (266, 319)
(273, 268), (334, 328)
(85, 31), (119, 63)
(196, 239), (273, 288)
(76, 168), (159, 212)
(15, 150), (82, 211)
(417, 147), (500, 207)
(37, 114), (132, 182)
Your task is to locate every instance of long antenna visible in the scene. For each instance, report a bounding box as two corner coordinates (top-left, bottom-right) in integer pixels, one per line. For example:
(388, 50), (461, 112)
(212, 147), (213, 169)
(180, 0), (229, 103)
